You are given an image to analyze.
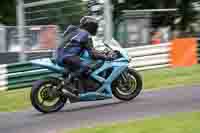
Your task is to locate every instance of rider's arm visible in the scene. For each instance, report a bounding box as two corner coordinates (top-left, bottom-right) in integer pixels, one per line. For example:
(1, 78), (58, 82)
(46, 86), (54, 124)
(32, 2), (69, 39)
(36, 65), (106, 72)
(70, 30), (109, 60)
(83, 37), (108, 60)
(87, 47), (108, 60)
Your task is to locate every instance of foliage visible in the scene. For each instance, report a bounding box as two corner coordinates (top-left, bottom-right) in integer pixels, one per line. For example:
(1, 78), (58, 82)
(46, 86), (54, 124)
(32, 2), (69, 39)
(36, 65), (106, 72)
(0, 0), (16, 25)
(0, 0), (86, 28)
(112, 0), (198, 36)
(112, 0), (176, 20)
(26, 0), (87, 30)
(177, 0), (198, 33)
(0, 0), (198, 33)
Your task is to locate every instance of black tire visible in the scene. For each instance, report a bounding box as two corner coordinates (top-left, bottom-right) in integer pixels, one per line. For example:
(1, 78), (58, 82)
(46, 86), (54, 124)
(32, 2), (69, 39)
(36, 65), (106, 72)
(30, 77), (66, 113)
(112, 68), (143, 101)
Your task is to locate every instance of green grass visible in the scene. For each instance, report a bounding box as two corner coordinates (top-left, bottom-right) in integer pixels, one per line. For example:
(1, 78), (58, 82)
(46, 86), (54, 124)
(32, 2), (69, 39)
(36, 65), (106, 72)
(0, 64), (200, 112)
(65, 112), (200, 133)
(142, 64), (200, 90)
(0, 89), (31, 112)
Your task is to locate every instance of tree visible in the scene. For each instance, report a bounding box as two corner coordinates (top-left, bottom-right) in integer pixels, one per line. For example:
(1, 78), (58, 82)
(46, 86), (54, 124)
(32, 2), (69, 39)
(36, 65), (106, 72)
(112, 0), (176, 30)
(112, 0), (143, 20)
(0, 0), (16, 25)
(177, 0), (198, 34)
(112, 0), (198, 36)
(112, 0), (176, 20)
(26, 0), (87, 30)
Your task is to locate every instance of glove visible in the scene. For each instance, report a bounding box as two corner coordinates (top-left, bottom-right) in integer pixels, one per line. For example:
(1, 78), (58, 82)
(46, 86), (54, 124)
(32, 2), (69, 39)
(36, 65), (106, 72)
(105, 53), (115, 61)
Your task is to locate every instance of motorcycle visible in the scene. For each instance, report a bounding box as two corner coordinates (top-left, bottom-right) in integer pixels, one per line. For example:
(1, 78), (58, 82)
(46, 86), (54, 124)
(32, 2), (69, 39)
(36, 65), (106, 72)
(30, 38), (143, 113)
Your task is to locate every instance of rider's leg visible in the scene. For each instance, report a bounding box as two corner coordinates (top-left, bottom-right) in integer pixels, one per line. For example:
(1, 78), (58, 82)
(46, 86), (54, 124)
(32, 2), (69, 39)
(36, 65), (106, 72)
(62, 56), (92, 94)
(63, 56), (92, 77)
(61, 56), (82, 95)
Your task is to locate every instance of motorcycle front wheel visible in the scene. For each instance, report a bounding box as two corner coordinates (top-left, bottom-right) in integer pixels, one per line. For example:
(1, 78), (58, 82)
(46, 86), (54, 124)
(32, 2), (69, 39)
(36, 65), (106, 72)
(30, 77), (66, 113)
(112, 68), (143, 101)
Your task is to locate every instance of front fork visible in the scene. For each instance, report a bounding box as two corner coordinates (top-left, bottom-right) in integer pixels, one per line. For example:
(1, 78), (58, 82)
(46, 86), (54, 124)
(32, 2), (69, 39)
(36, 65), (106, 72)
(121, 70), (129, 83)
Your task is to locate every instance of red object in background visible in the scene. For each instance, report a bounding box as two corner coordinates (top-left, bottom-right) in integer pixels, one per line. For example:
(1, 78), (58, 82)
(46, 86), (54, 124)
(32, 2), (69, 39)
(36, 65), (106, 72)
(38, 25), (57, 50)
(151, 39), (161, 45)
(151, 32), (162, 45)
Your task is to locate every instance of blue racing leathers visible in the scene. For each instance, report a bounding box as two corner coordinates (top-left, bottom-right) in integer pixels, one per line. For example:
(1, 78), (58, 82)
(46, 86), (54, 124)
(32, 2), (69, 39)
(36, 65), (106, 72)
(56, 25), (107, 74)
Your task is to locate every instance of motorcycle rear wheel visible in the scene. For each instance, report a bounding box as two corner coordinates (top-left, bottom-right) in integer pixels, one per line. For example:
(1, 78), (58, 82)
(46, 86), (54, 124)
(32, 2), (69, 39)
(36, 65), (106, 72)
(112, 68), (143, 101)
(30, 77), (66, 113)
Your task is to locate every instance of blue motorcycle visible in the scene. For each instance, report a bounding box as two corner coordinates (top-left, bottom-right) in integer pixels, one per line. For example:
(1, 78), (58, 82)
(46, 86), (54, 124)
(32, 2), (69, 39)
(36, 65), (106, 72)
(30, 38), (143, 113)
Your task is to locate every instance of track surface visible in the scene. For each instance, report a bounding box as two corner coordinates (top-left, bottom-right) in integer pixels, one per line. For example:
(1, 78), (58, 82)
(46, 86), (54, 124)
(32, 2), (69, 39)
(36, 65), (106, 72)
(0, 85), (200, 133)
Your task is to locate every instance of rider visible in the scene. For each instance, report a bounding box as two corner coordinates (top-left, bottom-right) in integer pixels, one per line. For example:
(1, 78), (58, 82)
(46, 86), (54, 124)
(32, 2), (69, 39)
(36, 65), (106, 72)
(56, 16), (113, 77)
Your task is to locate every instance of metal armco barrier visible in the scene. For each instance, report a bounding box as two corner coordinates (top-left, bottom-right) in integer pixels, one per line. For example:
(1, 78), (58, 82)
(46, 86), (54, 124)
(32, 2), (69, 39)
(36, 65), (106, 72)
(0, 43), (171, 91)
(128, 43), (171, 70)
(0, 53), (19, 64)
(0, 51), (53, 64)
(0, 62), (57, 91)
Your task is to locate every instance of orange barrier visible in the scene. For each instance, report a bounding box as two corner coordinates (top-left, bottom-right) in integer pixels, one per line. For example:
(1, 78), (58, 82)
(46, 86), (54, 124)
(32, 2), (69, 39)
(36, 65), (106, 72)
(171, 38), (198, 67)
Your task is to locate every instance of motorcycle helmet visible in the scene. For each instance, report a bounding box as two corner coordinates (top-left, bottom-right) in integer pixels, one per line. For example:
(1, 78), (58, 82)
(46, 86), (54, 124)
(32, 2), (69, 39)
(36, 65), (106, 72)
(79, 16), (99, 36)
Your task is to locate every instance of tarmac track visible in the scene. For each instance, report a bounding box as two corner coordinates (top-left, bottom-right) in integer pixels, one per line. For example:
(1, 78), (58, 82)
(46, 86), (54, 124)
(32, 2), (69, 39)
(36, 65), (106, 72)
(0, 85), (200, 133)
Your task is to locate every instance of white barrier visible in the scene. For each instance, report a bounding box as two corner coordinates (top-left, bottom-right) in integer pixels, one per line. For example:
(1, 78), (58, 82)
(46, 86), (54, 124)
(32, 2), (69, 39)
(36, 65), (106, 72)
(127, 43), (171, 57)
(127, 43), (171, 71)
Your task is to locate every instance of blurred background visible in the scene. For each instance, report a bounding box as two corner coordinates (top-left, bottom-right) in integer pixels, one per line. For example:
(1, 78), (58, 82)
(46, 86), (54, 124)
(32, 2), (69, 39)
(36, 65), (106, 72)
(0, 0), (200, 63)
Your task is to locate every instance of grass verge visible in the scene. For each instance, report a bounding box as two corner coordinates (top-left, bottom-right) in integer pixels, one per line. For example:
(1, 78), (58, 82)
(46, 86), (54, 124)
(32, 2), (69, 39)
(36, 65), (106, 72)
(65, 112), (200, 133)
(0, 64), (200, 112)
(142, 64), (200, 90)
(0, 89), (31, 112)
